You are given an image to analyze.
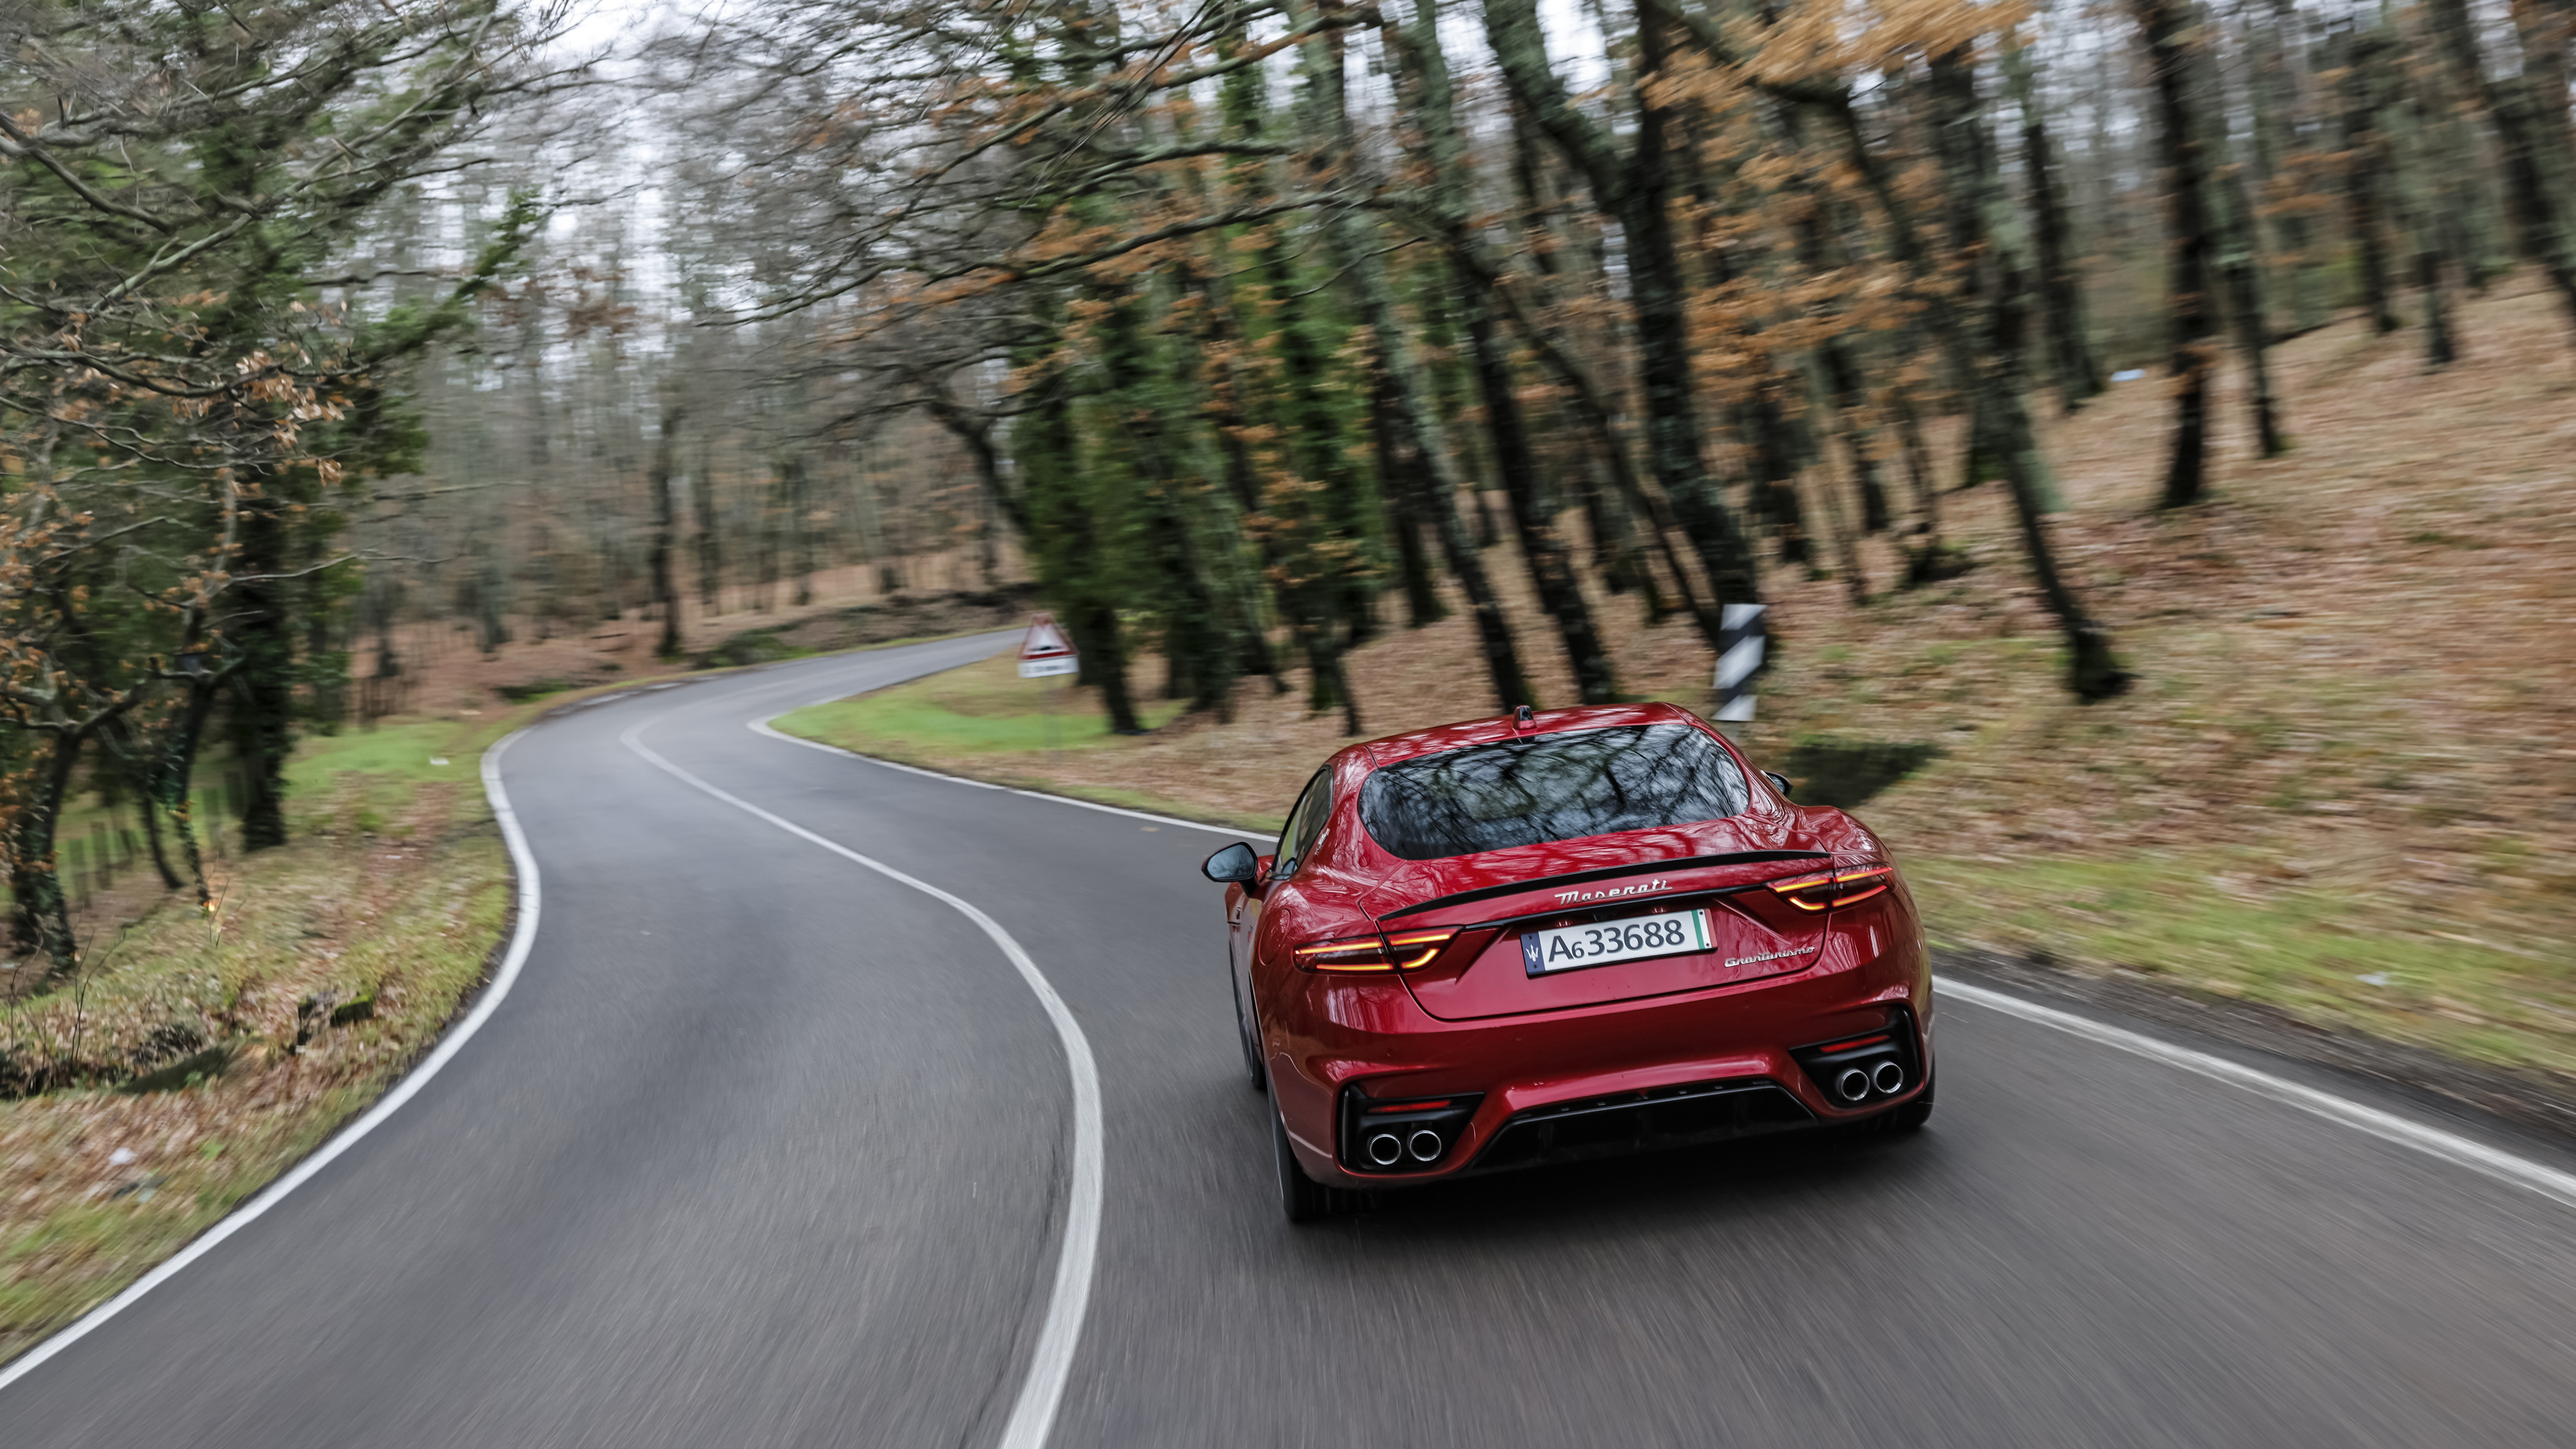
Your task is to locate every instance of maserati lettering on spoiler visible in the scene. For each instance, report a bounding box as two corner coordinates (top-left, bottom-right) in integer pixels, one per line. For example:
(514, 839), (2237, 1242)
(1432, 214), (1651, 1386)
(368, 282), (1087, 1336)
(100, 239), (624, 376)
(1554, 877), (1669, 906)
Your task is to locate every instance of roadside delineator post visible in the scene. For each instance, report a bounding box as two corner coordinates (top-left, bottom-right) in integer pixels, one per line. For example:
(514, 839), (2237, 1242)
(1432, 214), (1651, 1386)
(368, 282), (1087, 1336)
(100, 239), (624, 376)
(1712, 603), (1765, 741)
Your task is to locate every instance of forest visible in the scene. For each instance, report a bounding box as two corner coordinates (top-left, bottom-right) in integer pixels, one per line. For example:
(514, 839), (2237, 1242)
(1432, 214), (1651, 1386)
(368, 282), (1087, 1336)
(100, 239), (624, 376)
(3, 0), (2573, 985)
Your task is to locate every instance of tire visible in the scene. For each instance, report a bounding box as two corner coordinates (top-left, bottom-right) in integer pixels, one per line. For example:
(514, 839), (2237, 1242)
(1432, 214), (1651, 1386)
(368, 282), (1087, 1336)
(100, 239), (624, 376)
(1883, 1067), (1935, 1133)
(1271, 1093), (1334, 1223)
(1233, 980), (1266, 1092)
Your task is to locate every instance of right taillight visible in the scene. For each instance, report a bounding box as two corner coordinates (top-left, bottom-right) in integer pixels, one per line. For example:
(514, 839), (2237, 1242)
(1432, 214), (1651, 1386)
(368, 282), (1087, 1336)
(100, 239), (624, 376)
(1768, 864), (1893, 912)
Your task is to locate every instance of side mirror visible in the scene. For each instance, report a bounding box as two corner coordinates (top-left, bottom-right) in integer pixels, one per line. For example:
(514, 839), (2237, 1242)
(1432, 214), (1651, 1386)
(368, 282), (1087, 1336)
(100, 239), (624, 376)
(1202, 841), (1260, 884)
(1764, 771), (1795, 798)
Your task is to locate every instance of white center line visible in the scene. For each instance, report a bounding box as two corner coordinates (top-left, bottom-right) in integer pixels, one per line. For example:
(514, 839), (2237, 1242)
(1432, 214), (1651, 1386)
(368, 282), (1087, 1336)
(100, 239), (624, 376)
(619, 714), (1103, 1449)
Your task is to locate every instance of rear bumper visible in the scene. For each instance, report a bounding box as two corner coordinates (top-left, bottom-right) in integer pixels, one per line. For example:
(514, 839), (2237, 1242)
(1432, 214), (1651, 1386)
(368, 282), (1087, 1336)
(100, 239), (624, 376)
(1265, 931), (1931, 1190)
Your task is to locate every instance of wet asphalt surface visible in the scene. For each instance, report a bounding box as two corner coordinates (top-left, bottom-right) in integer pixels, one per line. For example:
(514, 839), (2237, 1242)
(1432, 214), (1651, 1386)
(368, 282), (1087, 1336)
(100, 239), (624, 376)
(8, 632), (2576, 1447)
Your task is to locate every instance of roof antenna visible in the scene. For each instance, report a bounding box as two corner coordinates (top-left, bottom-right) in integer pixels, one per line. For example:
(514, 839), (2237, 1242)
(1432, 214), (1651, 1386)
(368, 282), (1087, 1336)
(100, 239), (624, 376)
(1513, 705), (1535, 730)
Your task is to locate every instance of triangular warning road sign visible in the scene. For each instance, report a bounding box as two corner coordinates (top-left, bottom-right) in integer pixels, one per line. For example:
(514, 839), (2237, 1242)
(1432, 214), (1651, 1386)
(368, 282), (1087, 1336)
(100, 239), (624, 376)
(1019, 612), (1077, 660)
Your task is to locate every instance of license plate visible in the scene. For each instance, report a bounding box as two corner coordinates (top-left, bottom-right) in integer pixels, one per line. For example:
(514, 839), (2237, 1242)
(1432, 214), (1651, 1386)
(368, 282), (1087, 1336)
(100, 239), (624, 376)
(1520, 910), (1712, 976)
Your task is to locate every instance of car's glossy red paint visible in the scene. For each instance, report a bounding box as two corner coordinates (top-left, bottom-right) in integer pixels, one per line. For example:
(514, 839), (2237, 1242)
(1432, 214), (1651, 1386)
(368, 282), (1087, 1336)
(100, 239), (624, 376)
(1214, 703), (1932, 1196)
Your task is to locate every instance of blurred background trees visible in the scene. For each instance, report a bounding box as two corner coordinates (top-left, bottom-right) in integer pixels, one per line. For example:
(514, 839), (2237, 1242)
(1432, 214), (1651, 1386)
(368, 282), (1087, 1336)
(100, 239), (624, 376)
(7, 0), (2575, 952)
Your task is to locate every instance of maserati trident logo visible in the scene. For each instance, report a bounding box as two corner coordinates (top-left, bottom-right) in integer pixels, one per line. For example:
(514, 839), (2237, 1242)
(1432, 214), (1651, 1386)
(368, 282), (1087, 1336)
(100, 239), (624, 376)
(1553, 877), (1669, 905)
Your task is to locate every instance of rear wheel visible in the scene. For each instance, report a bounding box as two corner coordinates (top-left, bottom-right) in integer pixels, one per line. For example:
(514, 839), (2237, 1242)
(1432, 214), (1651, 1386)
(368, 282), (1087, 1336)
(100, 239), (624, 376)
(1882, 1068), (1934, 1133)
(1271, 1093), (1334, 1223)
(1233, 982), (1265, 1092)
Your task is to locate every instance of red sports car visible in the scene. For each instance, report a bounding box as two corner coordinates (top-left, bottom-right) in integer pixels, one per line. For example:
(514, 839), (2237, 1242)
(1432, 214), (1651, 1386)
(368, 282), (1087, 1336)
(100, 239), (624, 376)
(1200, 702), (1933, 1222)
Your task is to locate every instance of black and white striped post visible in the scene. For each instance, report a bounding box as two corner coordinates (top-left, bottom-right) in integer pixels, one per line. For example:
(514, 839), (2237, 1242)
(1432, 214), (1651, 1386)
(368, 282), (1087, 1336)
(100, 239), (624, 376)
(1712, 603), (1765, 735)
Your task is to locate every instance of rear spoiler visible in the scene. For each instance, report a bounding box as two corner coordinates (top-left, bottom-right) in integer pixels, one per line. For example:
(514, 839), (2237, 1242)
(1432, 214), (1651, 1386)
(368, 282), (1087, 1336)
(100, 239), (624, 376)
(1378, 851), (1829, 922)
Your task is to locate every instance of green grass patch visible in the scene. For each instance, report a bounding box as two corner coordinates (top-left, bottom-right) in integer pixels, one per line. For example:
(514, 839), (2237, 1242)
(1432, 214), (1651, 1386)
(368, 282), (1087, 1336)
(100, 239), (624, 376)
(772, 654), (1276, 833)
(283, 714), (519, 839)
(1915, 848), (2576, 1076)
(778, 652), (1192, 757)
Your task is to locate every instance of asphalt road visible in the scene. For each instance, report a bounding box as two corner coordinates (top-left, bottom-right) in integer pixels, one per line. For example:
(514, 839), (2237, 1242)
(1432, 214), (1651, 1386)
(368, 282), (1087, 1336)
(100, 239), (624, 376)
(9, 633), (2576, 1447)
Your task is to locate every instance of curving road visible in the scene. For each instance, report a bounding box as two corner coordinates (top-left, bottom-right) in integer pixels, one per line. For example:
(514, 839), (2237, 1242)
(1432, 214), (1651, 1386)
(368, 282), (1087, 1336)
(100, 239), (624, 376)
(9, 633), (2576, 1447)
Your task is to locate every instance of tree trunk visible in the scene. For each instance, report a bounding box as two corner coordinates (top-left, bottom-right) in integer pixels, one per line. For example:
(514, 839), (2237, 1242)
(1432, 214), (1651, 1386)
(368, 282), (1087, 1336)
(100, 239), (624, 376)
(229, 495), (294, 851)
(2505, 0), (2576, 333)
(792, 460), (818, 608)
(1887, 378), (1957, 585)
(2137, 0), (2220, 507)
(1463, 296), (1619, 702)
(693, 435), (722, 613)
(2442, 0), (2576, 337)
(1101, 288), (1232, 716)
(9, 730), (85, 976)
(149, 671), (223, 906)
(2214, 168), (2286, 456)
(1842, 53), (2126, 698)
(2421, 0), (2510, 287)
(1293, 0), (1525, 719)
(1370, 371), (1449, 631)
(2383, 43), (2463, 367)
(1401, 0), (1616, 703)
(1478, 268), (1725, 651)
(649, 400), (684, 658)
(1174, 244), (1287, 697)
(2340, 28), (2405, 334)
(2256, 0), (2329, 334)
(101, 715), (183, 892)
(1484, 0), (1763, 617)
(2200, 40), (2287, 459)
(1016, 348), (1146, 735)
(1071, 597), (1141, 734)
(2004, 36), (2107, 410)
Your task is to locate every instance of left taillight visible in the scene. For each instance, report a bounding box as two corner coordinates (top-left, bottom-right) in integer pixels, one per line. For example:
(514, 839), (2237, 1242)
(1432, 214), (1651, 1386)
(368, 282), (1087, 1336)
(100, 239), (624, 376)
(1766, 863), (1894, 912)
(1293, 927), (1459, 973)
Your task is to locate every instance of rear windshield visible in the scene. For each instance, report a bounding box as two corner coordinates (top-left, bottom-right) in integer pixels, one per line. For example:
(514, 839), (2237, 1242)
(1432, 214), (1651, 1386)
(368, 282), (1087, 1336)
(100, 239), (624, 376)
(1358, 723), (1750, 862)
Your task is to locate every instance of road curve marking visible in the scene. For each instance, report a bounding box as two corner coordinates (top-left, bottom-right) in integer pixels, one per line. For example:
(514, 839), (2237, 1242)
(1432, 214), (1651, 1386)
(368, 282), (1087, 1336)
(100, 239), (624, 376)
(746, 699), (1249, 839)
(619, 715), (1103, 1449)
(0, 729), (549, 1394)
(1942, 977), (2576, 1213)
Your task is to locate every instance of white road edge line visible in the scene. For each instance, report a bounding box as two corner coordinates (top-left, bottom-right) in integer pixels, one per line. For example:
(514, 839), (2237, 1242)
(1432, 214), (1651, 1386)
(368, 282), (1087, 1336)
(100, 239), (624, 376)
(0, 728), (547, 1395)
(619, 715), (1103, 1449)
(1941, 977), (2576, 1212)
(745, 694), (1251, 838)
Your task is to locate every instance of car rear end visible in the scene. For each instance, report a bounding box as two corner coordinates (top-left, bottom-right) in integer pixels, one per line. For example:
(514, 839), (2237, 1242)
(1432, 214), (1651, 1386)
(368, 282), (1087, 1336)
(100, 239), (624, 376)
(1262, 707), (1932, 1191)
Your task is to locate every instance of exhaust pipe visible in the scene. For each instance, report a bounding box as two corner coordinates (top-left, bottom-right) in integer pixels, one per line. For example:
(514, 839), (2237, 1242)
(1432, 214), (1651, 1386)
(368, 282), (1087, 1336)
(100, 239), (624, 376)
(1872, 1060), (1905, 1095)
(1836, 1067), (1872, 1103)
(1366, 1133), (1404, 1168)
(1407, 1129), (1443, 1163)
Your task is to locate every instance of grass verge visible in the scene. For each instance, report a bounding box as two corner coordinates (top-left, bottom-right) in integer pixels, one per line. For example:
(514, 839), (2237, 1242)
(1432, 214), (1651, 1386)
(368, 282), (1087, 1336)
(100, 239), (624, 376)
(0, 702), (559, 1367)
(1913, 848), (2576, 1077)
(772, 653), (1284, 836)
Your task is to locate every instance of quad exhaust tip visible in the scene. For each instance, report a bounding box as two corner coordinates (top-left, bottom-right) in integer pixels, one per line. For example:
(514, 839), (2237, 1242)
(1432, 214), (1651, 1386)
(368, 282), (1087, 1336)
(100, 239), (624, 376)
(1873, 1060), (1905, 1095)
(1362, 1129), (1449, 1167)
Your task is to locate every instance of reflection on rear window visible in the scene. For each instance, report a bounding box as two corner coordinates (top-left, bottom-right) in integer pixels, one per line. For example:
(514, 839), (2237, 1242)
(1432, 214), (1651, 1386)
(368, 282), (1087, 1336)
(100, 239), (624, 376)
(1358, 724), (1749, 861)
